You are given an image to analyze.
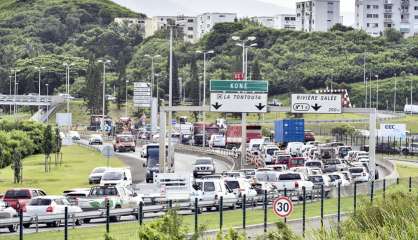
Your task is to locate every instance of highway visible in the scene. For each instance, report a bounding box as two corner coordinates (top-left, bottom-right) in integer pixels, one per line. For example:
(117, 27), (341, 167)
(79, 139), (232, 183)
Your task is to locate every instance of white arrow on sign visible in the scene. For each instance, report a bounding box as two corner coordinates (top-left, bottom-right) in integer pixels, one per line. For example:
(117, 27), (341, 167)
(210, 92), (267, 113)
(291, 94), (342, 114)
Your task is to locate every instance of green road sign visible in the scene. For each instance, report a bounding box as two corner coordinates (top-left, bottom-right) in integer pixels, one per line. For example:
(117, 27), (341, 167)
(210, 80), (268, 92)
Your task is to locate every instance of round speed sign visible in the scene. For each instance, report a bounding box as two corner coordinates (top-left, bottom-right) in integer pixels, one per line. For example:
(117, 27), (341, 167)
(272, 196), (293, 218)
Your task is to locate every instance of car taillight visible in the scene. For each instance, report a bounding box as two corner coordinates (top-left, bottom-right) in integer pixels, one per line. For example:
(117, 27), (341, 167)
(294, 182), (299, 188)
(239, 188), (245, 192)
(46, 206), (54, 213)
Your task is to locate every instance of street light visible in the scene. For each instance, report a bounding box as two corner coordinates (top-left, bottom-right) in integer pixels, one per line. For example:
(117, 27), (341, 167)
(63, 62), (74, 113)
(375, 74), (379, 110)
(125, 80), (129, 117)
(8, 75), (12, 113)
(45, 83), (49, 123)
(196, 49), (215, 147)
(410, 73), (413, 115)
(232, 36), (257, 80)
(14, 82), (19, 118)
(145, 54), (161, 99)
(245, 43), (258, 80)
(34, 66), (46, 114)
(393, 74), (397, 112)
(11, 69), (19, 117)
(97, 59), (111, 133)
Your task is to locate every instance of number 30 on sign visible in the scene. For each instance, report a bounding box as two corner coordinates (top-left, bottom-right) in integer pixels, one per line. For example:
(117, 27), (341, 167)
(273, 196), (293, 218)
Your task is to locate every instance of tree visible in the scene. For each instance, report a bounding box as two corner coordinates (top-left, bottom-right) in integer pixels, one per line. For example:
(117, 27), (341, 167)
(166, 52), (180, 105)
(84, 57), (102, 114)
(251, 59), (262, 80)
(188, 56), (199, 105)
(43, 125), (53, 172)
(330, 23), (354, 32)
(11, 149), (22, 184)
(384, 28), (402, 43)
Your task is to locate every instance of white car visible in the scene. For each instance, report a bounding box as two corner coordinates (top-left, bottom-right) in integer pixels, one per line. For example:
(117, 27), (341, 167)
(191, 178), (237, 211)
(89, 134), (103, 145)
(88, 167), (110, 184)
(193, 158), (216, 177)
(286, 142), (305, 156)
(349, 167), (369, 182)
(0, 200), (18, 232)
(23, 196), (83, 228)
(327, 173), (350, 187)
(208, 134), (226, 148)
(275, 171), (314, 194)
(68, 131), (80, 140)
(100, 168), (132, 187)
(224, 177), (257, 202)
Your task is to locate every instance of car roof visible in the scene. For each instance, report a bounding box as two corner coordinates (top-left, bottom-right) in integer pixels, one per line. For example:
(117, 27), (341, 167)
(6, 188), (44, 191)
(32, 195), (65, 199)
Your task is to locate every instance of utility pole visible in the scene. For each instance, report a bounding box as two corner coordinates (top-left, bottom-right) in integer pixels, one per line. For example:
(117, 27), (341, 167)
(375, 75), (379, 110)
(98, 60), (111, 133)
(9, 75), (12, 113)
(393, 74), (397, 112)
(45, 84), (49, 123)
(63, 63), (73, 113)
(125, 80), (129, 117)
(410, 74), (413, 115)
(363, 52), (367, 108)
(35, 66), (45, 114)
(167, 26), (174, 173)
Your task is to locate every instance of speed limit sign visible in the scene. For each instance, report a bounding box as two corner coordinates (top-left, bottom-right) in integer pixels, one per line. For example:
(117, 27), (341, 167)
(272, 196), (293, 218)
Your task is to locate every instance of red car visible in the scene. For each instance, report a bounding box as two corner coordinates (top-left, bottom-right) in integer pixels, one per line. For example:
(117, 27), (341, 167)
(276, 156), (306, 169)
(304, 131), (315, 142)
(3, 188), (46, 211)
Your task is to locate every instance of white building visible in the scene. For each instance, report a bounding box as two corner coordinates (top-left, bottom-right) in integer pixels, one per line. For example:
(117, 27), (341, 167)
(145, 16), (198, 43)
(251, 16), (276, 28)
(296, 0), (341, 32)
(196, 13), (237, 39)
(275, 14), (297, 30)
(355, 0), (418, 37)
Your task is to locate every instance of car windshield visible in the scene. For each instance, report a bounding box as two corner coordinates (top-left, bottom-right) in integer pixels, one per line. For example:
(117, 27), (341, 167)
(328, 175), (341, 181)
(308, 176), (323, 183)
(147, 148), (159, 167)
(118, 136), (134, 142)
(29, 198), (52, 206)
(349, 168), (364, 174)
(279, 173), (301, 180)
(90, 187), (118, 196)
(102, 171), (123, 181)
(266, 148), (277, 155)
(225, 181), (240, 190)
(306, 162), (321, 168)
(93, 168), (107, 174)
(196, 159), (212, 165)
(5, 190), (31, 199)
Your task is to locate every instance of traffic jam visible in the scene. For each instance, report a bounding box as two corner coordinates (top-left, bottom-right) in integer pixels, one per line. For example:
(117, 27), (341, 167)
(0, 114), (377, 233)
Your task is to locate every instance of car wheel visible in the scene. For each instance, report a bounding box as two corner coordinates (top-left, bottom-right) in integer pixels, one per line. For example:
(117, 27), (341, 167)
(83, 218), (91, 224)
(51, 220), (61, 227)
(8, 224), (18, 232)
(229, 204), (236, 210)
(402, 149), (409, 155)
(23, 223), (31, 228)
(110, 215), (121, 222)
(75, 219), (82, 226)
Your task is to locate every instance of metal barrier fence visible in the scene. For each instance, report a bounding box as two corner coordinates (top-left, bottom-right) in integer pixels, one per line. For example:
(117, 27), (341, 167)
(1, 176), (416, 239)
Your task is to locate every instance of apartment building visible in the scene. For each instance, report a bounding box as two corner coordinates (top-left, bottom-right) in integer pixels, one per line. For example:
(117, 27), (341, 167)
(355, 0), (418, 37)
(196, 13), (237, 39)
(145, 16), (198, 43)
(251, 15), (297, 30)
(296, 0), (341, 32)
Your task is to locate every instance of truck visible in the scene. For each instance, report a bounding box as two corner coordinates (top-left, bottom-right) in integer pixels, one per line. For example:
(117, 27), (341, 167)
(113, 134), (136, 152)
(192, 123), (220, 146)
(274, 119), (305, 144)
(225, 125), (262, 149)
(173, 117), (194, 144)
(77, 185), (142, 222)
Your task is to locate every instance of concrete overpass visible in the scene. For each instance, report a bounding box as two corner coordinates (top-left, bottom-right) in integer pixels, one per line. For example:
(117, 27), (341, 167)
(0, 94), (64, 106)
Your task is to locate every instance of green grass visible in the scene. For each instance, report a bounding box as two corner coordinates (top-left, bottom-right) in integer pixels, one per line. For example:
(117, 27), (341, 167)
(396, 163), (418, 178)
(0, 145), (125, 195)
(4, 180), (414, 240)
(0, 113), (31, 121)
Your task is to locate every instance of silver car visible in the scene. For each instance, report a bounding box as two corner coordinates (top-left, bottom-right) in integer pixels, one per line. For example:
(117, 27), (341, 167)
(0, 200), (18, 232)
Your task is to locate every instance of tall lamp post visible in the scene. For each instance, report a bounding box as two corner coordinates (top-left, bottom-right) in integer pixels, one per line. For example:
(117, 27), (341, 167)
(244, 43), (258, 80)
(63, 63), (74, 113)
(45, 83), (49, 123)
(125, 80), (129, 117)
(11, 69), (19, 116)
(410, 73), (413, 115)
(145, 55), (161, 99)
(8, 75), (12, 113)
(34, 66), (46, 114)
(393, 74), (397, 112)
(14, 82), (19, 118)
(375, 74), (379, 110)
(97, 59), (111, 133)
(196, 50), (214, 147)
(232, 36), (256, 80)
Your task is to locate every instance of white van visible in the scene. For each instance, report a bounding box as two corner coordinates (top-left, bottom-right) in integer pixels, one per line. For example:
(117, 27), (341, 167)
(286, 142), (305, 156)
(191, 178), (237, 211)
(100, 168), (132, 187)
(248, 138), (265, 152)
(224, 177), (257, 202)
(262, 144), (280, 164)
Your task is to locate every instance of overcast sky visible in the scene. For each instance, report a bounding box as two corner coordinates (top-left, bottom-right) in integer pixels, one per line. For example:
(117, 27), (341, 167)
(113, 0), (356, 26)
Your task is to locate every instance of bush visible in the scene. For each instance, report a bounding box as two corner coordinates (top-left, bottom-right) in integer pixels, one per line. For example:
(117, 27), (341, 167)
(331, 124), (356, 136)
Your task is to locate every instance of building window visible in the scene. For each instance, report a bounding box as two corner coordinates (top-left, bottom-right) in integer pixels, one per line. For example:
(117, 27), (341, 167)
(415, 6), (418, 10)
(188, 27), (193, 30)
(373, 5), (379, 9)
(328, 2), (333, 5)
(367, 23), (370, 27)
(219, 15), (225, 18)
(367, 14), (379, 18)
(188, 35), (193, 39)
(188, 19), (194, 23)
(367, 5), (371, 9)
(415, 15), (418, 19)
